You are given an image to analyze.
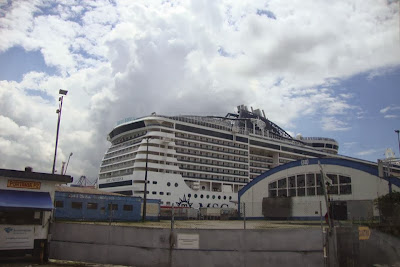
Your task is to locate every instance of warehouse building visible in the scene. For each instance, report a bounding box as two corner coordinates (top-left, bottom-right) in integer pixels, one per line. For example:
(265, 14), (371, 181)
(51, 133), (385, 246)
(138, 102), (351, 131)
(238, 158), (400, 220)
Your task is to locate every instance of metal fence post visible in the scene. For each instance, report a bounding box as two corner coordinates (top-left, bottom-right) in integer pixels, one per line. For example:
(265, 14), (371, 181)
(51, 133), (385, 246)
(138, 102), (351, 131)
(243, 202), (246, 230)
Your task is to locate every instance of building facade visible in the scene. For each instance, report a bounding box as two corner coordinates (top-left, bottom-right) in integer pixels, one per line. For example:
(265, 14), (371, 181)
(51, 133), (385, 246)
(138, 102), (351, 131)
(238, 158), (400, 220)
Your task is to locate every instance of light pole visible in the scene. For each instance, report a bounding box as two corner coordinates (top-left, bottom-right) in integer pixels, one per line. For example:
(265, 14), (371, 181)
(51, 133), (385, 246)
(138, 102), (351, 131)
(395, 130), (400, 157)
(52, 89), (68, 174)
(142, 137), (151, 222)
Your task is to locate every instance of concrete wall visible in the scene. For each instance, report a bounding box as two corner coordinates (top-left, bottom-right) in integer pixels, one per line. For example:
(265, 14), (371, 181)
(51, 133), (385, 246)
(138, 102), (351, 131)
(49, 222), (323, 267)
(328, 226), (400, 267)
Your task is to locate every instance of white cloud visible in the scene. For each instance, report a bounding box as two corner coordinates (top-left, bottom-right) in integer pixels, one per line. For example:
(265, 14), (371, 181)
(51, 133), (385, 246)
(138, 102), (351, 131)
(380, 105), (400, 114)
(0, 0), (399, 178)
(384, 114), (399, 119)
(321, 117), (351, 131)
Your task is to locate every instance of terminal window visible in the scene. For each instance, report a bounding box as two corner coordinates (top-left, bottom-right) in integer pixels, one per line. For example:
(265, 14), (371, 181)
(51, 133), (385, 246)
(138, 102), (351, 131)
(71, 202), (83, 209)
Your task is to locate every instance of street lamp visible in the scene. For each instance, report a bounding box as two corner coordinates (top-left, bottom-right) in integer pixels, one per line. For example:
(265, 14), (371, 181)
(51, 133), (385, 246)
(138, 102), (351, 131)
(142, 137), (151, 222)
(52, 89), (68, 174)
(395, 130), (400, 157)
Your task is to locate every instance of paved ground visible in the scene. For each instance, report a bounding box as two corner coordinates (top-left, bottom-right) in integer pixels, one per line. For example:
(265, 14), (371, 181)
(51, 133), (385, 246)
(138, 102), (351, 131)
(0, 259), (129, 267)
(63, 219), (326, 229)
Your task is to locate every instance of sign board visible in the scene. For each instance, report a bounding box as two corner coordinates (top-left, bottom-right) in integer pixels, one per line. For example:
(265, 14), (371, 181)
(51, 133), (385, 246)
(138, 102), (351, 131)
(358, 226), (371, 240)
(7, 180), (41, 190)
(177, 233), (199, 249)
(0, 225), (34, 250)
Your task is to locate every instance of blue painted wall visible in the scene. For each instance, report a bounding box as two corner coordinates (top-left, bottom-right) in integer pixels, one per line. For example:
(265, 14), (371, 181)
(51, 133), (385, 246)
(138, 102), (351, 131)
(54, 192), (160, 222)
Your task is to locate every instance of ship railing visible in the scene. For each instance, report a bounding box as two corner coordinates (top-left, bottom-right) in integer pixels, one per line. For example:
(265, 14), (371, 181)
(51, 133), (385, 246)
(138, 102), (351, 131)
(300, 137), (337, 142)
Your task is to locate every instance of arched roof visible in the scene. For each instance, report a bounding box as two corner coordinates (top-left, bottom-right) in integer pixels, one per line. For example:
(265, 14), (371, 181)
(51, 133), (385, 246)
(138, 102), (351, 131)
(239, 158), (400, 199)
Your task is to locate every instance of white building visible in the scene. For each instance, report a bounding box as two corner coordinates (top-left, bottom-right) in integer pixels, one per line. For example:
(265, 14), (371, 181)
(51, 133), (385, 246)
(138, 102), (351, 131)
(238, 158), (400, 220)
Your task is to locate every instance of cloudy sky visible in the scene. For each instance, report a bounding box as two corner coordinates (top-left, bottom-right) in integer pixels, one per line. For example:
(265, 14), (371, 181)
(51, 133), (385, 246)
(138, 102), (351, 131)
(0, 0), (399, 183)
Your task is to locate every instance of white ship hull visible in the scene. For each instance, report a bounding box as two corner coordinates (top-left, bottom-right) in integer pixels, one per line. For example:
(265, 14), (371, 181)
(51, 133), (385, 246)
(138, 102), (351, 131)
(100, 171), (238, 209)
(98, 105), (342, 210)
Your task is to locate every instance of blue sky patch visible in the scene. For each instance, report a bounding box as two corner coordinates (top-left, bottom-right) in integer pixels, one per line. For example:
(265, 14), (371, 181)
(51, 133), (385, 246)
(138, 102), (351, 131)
(0, 46), (58, 82)
(256, 9), (277, 20)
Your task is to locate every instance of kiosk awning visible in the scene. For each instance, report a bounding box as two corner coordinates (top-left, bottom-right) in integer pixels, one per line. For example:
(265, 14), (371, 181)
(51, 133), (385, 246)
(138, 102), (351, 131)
(0, 189), (53, 210)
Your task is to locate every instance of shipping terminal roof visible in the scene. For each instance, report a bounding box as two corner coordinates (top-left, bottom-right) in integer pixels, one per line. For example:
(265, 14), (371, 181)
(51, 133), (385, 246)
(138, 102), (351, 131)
(55, 186), (126, 196)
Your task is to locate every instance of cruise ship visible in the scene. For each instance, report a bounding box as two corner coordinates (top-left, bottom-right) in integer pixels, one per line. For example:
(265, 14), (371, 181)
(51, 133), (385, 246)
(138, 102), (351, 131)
(98, 105), (341, 209)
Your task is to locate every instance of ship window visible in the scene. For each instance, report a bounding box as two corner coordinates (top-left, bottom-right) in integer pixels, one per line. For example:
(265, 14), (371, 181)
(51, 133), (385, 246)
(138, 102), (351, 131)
(167, 182), (171, 186)
(194, 194), (198, 198)
(71, 202), (82, 209)
(152, 191), (157, 194)
(218, 196), (221, 199)
(200, 194), (204, 198)
(175, 183), (178, 187)
(229, 196), (232, 200)
(188, 194), (192, 198)
(223, 196), (226, 200)
(212, 195), (215, 199)
(167, 192), (171, 195)
(153, 181), (157, 184)
(160, 192), (164, 195)
(206, 195), (209, 199)
(87, 203), (98, 210)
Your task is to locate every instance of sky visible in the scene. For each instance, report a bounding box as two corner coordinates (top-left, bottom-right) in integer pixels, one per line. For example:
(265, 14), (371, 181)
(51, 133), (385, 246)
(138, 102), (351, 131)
(0, 0), (399, 184)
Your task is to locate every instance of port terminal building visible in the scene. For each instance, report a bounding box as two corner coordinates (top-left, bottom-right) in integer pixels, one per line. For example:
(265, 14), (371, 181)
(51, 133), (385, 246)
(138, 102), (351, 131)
(238, 158), (400, 220)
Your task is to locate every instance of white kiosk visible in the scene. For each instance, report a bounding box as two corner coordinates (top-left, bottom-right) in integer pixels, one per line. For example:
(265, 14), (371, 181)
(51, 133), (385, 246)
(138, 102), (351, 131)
(0, 167), (72, 262)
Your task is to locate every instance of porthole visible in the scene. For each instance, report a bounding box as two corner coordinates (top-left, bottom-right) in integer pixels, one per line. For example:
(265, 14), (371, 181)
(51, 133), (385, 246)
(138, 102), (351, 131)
(188, 194), (192, 198)
(206, 195), (209, 199)
(175, 183), (178, 187)
(229, 196), (232, 200)
(218, 196), (221, 199)
(167, 182), (171, 187)
(194, 194), (198, 198)
(223, 196), (226, 200)
(212, 195), (215, 199)
(200, 194), (204, 198)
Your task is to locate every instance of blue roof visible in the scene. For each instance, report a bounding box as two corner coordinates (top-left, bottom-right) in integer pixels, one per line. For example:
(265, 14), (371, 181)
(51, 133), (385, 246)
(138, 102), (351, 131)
(0, 189), (53, 210)
(239, 158), (400, 199)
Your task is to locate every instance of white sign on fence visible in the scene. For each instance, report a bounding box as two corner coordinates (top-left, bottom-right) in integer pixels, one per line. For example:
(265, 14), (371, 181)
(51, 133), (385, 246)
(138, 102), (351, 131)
(0, 225), (34, 250)
(177, 233), (199, 249)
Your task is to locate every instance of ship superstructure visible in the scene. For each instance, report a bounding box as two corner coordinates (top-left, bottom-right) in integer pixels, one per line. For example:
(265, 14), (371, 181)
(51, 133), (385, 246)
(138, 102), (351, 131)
(98, 105), (341, 209)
